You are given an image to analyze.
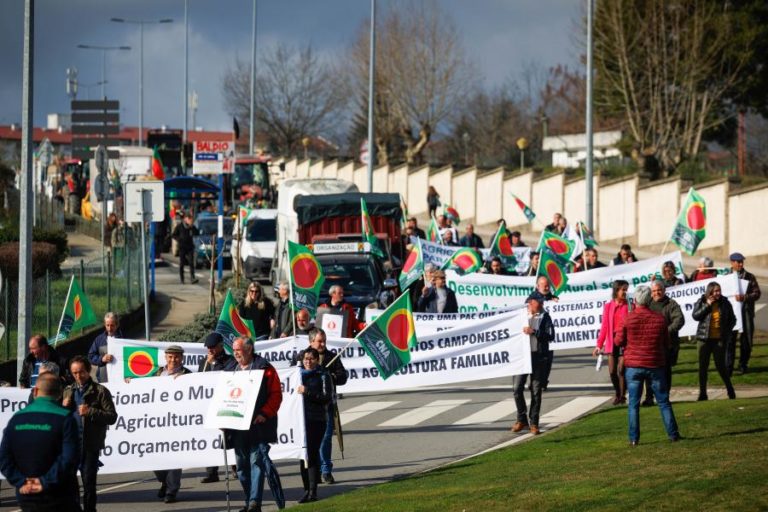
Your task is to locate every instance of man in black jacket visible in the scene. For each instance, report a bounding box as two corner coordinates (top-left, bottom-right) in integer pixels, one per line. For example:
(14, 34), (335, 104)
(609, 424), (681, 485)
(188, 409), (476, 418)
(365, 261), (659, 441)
(271, 282), (293, 338)
(511, 295), (555, 436)
(172, 213), (199, 284)
(19, 334), (69, 389)
(728, 252), (762, 375)
(62, 356), (118, 512)
(0, 373), (80, 511)
(199, 332), (234, 483)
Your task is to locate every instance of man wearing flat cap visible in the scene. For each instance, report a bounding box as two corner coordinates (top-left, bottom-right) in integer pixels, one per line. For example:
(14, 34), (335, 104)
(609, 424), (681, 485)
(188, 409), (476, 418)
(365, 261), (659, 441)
(153, 345), (191, 504)
(199, 332), (235, 483)
(728, 252), (761, 375)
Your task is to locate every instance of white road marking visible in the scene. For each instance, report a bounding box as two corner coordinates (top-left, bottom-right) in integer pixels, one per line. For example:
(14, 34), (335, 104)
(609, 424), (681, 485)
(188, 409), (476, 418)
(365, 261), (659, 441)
(452, 399), (515, 425)
(538, 396), (610, 425)
(379, 399), (471, 427)
(340, 401), (401, 424)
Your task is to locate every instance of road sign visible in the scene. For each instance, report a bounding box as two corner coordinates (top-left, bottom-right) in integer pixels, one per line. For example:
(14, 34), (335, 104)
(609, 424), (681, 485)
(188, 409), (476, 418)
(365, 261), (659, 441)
(193, 140), (235, 175)
(124, 181), (165, 223)
(70, 100), (120, 160)
(95, 145), (109, 174)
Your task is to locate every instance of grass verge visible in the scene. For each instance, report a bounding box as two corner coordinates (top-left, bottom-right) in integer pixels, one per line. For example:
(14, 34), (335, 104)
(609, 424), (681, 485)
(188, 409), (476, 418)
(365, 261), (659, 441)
(673, 333), (767, 387)
(307, 397), (768, 511)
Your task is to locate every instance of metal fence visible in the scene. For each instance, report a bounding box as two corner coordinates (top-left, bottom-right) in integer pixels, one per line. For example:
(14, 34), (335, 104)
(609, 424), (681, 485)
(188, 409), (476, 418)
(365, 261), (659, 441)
(2, 197), (148, 361)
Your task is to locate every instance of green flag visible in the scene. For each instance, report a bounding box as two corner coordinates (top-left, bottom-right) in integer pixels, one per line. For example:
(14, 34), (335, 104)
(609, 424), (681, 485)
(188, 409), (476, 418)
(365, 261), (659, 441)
(54, 276), (98, 345)
(123, 346), (160, 379)
(216, 289), (256, 346)
(426, 215), (442, 244)
(287, 240), (326, 315)
(670, 187), (706, 255)
(238, 205), (253, 228)
(538, 247), (569, 295)
(356, 292), (417, 380)
(361, 197), (385, 258)
(510, 193), (536, 222)
(399, 238), (424, 290)
(578, 221), (598, 248)
(537, 230), (576, 263)
(489, 221), (517, 269)
(442, 247), (483, 275)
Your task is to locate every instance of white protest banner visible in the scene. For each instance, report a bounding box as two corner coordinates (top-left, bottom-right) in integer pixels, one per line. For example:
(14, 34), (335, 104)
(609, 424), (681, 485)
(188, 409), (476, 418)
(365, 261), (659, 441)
(326, 310), (532, 394)
(417, 237), (460, 268)
(0, 369), (305, 478)
(205, 371), (262, 430)
(108, 338), (300, 382)
(447, 252), (686, 311)
(366, 305), (526, 337)
(480, 246), (532, 274)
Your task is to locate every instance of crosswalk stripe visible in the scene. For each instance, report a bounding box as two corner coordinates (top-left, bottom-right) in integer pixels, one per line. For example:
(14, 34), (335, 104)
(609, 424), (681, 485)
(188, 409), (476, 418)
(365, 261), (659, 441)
(538, 396), (608, 424)
(379, 399), (471, 427)
(340, 401), (401, 425)
(452, 398), (515, 425)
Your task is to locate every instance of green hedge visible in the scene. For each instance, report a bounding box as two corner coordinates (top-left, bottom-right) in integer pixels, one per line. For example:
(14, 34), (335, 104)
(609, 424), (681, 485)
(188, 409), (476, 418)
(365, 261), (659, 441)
(0, 241), (61, 279)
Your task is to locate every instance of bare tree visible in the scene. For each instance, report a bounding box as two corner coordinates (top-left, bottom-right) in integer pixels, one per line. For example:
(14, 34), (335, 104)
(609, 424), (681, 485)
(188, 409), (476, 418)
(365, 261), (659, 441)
(347, 1), (474, 164)
(223, 43), (348, 155)
(593, 1), (754, 171)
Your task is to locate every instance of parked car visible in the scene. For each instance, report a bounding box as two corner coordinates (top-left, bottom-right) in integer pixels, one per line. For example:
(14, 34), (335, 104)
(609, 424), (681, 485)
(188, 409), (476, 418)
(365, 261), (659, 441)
(194, 215), (234, 269)
(232, 209), (277, 281)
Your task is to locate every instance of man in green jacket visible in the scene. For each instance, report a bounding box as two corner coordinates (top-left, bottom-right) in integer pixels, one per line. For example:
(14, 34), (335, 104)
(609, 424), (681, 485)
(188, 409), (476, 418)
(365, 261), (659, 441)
(63, 355), (118, 512)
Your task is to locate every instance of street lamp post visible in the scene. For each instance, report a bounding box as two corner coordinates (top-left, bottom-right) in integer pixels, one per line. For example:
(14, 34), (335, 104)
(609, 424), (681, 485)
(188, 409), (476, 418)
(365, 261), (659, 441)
(76, 44), (131, 99)
(110, 17), (173, 146)
(516, 137), (529, 171)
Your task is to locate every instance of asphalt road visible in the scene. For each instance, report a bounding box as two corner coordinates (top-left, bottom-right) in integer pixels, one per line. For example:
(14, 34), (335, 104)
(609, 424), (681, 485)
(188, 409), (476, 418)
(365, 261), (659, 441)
(0, 345), (611, 511)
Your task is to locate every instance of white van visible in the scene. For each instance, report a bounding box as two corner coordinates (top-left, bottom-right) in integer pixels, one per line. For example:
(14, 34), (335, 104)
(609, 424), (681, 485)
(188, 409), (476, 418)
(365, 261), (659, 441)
(233, 208), (277, 281)
(273, 178), (359, 284)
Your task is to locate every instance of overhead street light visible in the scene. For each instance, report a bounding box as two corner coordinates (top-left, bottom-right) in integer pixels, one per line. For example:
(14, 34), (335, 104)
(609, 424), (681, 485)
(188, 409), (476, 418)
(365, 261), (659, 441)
(76, 44), (131, 99)
(110, 17), (173, 146)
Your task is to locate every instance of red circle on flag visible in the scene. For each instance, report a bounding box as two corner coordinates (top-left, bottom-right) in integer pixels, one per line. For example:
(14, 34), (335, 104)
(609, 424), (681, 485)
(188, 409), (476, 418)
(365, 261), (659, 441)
(229, 306), (253, 337)
(291, 255), (321, 289)
(545, 261), (564, 290)
(454, 253), (476, 271)
(74, 296), (82, 321)
(686, 203), (705, 231)
(386, 311), (412, 352)
(546, 239), (568, 254)
(128, 351), (155, 377)
(402, 249), (419, 273)
(498, 235), (513, 256)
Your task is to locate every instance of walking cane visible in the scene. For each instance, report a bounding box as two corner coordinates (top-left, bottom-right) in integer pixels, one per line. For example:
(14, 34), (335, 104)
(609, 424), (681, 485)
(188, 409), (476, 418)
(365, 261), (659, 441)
(221, 430), (231, 512)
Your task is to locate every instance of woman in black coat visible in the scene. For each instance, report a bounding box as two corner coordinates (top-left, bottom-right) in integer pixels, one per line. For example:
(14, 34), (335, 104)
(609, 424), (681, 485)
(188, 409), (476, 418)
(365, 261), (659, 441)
(692, 281), (736, 401)
(238, 283), (275, 340)
(297, 348), (332, 503)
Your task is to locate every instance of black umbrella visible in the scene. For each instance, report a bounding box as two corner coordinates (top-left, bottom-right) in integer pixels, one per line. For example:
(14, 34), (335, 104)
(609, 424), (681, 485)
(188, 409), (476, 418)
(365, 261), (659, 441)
(258, 443), (285, 509)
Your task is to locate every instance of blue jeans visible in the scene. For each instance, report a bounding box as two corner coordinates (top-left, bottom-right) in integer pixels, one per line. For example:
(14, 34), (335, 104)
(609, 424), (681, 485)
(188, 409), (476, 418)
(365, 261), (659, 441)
(320, 404), (335, 475)
(232, 434), (268, 507)
(625, 367), (679, 443)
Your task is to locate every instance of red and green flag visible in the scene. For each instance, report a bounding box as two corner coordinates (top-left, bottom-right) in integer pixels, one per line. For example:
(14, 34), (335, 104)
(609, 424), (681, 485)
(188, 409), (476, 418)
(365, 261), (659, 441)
(538, 247), (569, 295)
(123, 346), (159, 379)
(489, 221), (518, 269)
(356, 292), (417, 380)
(578, 221), (598, 248)
(538, 230), (576, 263)
(510, 193), (536, 222)
(426, 215), (442, 244)
(443, 204), (461, 225)
(151, 146), (165, 180)
(361, 197), (385, 258)
(238, 205), (253, 228)
(216, 289), (256, 346)
(54, 276), (99, 345)
(399, 238), (424, 290)
(288, 240), (325, 315)
(670, 187), (706, 256)
(443, 247), (482, 275)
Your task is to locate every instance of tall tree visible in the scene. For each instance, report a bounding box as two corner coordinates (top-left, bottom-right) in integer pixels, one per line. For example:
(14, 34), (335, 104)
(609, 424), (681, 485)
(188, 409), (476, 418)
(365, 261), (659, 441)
(223, 43), (348, 155)
(593, 0), (757, 171)
(347, 1), (474, 165)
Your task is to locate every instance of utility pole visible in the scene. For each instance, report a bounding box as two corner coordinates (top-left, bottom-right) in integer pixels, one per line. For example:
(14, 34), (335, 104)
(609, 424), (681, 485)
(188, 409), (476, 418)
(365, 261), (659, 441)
(585, 0), (595, 230)
(249, 0), (257, 154)
(183, 0), (189, 143)
(366, 0), (376, 192)
(18, 0), (34, 380)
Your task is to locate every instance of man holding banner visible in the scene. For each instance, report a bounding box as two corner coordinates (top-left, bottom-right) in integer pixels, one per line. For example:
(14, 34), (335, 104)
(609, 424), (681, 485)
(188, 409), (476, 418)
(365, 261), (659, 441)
(512, 295), (555, 436)
(227, 337), (283, 512)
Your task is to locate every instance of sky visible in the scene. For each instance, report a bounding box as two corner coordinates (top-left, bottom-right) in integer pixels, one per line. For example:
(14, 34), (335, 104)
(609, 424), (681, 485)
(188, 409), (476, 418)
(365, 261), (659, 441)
(0, 0), (581, 136)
